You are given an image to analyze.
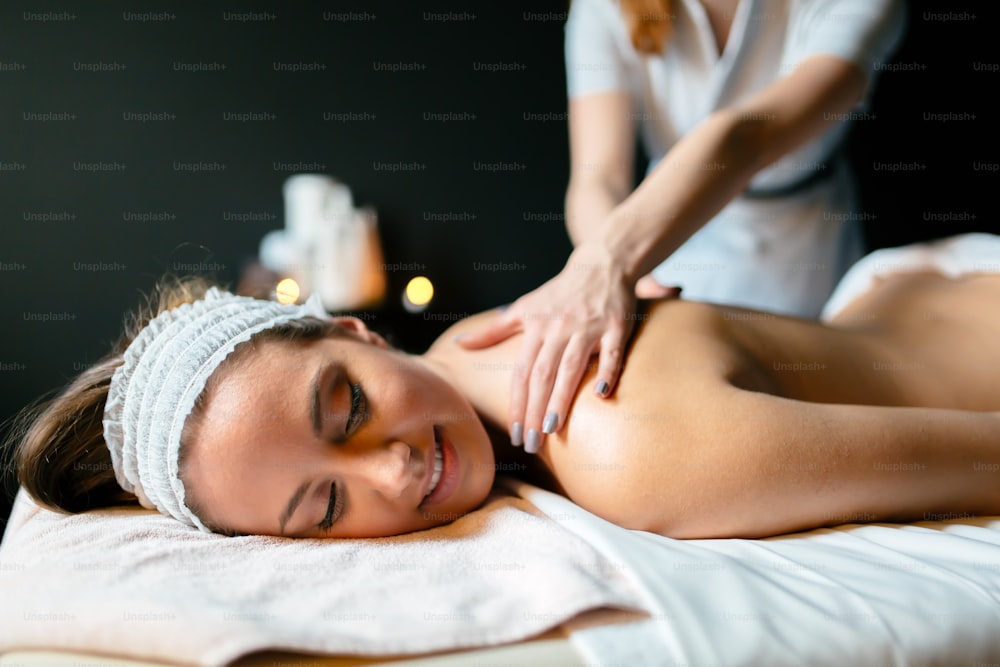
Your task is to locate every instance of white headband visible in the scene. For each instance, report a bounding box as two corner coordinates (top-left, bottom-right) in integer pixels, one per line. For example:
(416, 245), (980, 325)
(103, 287), (327, 531)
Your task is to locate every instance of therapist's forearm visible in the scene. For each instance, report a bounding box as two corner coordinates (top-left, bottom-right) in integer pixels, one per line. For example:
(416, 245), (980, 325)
(594, 110), (765, 285)
(565, 178), (628, 248)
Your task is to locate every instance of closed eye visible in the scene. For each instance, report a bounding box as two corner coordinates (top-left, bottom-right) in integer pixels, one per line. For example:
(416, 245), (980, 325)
(318, 481), (343, 532)
(346, 381), (368, 433)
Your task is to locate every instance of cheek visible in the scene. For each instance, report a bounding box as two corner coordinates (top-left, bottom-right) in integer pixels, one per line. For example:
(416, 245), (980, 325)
(370, 363), (461, 427)
(370, 364), (426, 410)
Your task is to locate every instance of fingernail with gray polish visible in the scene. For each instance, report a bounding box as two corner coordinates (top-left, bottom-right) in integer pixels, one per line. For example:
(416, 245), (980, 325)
(511, 422), (524, 447)
(542, 411), (559, 434)
(595, 380), (610, 396)
(525, 429), (540, 454)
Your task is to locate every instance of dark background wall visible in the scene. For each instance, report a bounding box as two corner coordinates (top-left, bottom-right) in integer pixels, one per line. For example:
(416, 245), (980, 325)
(2, 1), (998, 537)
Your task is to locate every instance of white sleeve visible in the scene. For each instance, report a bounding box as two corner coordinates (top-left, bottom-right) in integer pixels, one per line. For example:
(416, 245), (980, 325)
(783, 0), (907, 92)
(564, 0), (633, 98)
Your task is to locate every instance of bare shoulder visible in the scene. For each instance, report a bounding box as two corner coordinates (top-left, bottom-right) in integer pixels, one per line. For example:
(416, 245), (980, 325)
(424, 307), (507, 357)
(423, 299), (769, 533)
(536, 300), (751, 532)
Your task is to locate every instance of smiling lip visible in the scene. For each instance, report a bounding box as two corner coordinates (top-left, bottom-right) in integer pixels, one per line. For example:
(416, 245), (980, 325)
(418, 426), (441, 501)
(421, 426), (459, 507)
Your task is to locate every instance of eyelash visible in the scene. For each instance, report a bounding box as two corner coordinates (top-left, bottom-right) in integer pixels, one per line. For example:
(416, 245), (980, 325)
(317, 381), (366, 533)
(346, 381), (367, 433)
(318, 481), (342, 533)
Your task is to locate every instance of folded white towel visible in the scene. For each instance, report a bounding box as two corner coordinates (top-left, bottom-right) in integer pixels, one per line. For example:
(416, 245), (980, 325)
(0, 483), (640, 666)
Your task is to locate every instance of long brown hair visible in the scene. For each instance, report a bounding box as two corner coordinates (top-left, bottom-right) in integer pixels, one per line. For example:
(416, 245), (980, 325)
(8, 276), (339, 522)
(620, 0), (672, 54)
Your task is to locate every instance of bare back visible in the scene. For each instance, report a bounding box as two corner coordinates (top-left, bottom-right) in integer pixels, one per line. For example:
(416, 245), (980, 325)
(426, 272), (1000, 536)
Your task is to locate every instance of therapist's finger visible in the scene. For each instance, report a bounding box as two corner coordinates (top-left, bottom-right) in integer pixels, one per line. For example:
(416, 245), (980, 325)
(453, 308), (521, 349)
(521, 334), (567, 454)
(507, 331), (544, 447)
(593, 321), (630, 399)
(540, 333), (594, 438)
(634, 274), (673, 299)
(636, 279), (683, 300)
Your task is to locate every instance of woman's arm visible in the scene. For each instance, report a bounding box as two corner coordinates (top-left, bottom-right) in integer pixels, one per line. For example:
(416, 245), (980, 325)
(564, 92), (678, 299)
(599, 54), (867, 285)
(564, 91), (635, 247)
(586, 386), (1000, 539)
(458, 55), (868, 456)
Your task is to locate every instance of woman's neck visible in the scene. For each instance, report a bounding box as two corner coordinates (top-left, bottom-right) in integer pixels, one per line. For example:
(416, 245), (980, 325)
(416, 308), (520, 431)
(414, 312), (567, 492)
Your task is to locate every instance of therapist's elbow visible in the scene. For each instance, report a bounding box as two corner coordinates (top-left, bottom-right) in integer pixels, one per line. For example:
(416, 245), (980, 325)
(710, 108), (771, 175)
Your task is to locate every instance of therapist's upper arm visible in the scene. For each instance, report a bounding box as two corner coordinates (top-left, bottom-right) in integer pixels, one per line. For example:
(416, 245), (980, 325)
(730, 0), (905, 169)
(728, 55), (867, 172)
(563, 0), (637, 198)
(567, 92), (635, 199)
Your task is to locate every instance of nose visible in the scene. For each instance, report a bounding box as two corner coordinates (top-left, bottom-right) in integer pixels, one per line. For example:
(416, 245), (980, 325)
(355, 440), (419, 500)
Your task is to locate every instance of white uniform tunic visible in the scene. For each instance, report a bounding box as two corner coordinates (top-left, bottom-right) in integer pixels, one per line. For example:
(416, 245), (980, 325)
(565, 0), (906, 316)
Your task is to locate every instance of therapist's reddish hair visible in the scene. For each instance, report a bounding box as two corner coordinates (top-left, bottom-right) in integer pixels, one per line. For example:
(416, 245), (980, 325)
(620, 0), (672, 54)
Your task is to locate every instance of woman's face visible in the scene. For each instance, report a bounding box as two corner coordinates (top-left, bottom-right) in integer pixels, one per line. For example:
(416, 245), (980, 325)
(182, 318), (496, 538)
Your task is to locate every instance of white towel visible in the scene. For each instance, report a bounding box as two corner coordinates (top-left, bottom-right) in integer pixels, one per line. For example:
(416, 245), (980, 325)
(0, 483), (640, 666)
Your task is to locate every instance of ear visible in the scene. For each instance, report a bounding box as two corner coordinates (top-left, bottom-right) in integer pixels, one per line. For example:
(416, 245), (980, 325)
(330, 316), (388, 349)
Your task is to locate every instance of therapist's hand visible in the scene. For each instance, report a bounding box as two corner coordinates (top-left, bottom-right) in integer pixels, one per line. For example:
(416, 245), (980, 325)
(455, 243), (677, 453)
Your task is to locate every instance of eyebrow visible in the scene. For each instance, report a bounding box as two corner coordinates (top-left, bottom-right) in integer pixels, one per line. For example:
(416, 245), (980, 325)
(279, 480), (310, 536)
(281, 361), (341, 535)
(310, 362), (326, 439)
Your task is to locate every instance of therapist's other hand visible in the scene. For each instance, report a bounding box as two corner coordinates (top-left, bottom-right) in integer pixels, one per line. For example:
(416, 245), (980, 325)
(456, 244), (675, 454)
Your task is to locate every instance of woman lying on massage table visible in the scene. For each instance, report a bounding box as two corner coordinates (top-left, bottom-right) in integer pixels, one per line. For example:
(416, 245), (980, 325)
(13, 235), (1000, 540)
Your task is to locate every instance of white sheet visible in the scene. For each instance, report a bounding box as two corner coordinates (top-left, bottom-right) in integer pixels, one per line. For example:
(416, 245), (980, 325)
(514, 480), (1000, 665)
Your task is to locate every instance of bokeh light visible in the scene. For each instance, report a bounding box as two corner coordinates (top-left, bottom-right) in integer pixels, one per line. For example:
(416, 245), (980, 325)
(403, 275), (434, 313)
(275, 278), (300, 305)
